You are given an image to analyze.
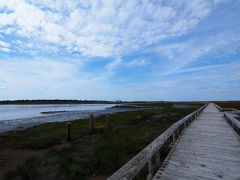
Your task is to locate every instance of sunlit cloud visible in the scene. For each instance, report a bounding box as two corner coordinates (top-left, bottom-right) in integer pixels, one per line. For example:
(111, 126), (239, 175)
(0, 0), (239, 100)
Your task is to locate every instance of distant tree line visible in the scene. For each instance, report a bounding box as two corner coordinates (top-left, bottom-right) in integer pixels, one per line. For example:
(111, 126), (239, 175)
(0, 99), (126, 105)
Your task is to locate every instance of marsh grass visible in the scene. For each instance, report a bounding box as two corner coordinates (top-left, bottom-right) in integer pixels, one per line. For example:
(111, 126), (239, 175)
(215, 101), (240, 109)
(1, 107), (197, 179)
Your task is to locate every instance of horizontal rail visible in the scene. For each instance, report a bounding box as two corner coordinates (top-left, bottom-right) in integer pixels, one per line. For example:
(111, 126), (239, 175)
(215, 104), (240, 135)
(107, 104), (208, 180)
(215, 104), (223, 112)
(224, 112), (240, 135)
(215, 105), (240, 113)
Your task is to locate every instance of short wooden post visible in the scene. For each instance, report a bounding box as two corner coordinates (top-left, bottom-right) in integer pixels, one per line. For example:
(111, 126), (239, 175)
(184, 121), (187, 129)
(172, 132), (176, 143)
(90, 114), (94, 130)
(66, 122), (71, 141)
(147, 156), (155, 180)
(106, 113), (111, 127)
(155, 150), (160, 171)
(176, 127), (180, 136)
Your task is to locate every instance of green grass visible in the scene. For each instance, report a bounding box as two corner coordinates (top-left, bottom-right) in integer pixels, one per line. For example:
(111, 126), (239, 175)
(1, 107), (197, 180)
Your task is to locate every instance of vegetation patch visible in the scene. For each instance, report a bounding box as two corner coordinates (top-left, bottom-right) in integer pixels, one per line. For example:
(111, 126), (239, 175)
(0, 106), (198, 179)
(215, 101), (240, 109)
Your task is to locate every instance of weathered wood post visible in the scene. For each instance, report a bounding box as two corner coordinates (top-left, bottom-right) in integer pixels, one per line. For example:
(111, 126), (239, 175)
(155, 150), (160, 171)
(106, 113), (111, 127)
(176, 127), (180, 137)
(172, 131), (176, 143)
(66, 122), (71, 141)
(90, 114), (95, 130)
(189, 117), (191, 123)
(147, 156), (155, 180)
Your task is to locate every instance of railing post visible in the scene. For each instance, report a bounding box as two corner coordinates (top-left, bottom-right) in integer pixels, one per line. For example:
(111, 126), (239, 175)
(155, 150), (160, 171)
(172, 131), (176, 143)
(106, 113), (111, 127)
(177, 127), (180, 136)
(90, 114), (94, 130)
(147, 156), (155, 180)
(66, 122), (71, 141)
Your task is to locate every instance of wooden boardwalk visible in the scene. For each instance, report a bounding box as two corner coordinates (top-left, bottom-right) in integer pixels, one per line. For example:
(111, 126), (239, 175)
(153, 103), (240, 180)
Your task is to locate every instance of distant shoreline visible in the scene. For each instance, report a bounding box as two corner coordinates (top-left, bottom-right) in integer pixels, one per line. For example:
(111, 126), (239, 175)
(0, 100), (123, 105)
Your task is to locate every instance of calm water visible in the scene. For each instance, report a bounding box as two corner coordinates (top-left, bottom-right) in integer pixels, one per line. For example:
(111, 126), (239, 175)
(0, 104), (114, 121)
(0, 103), (197, 133)
(0, 104), (117, 133)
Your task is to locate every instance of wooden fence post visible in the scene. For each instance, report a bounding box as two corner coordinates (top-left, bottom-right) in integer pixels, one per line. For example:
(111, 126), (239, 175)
(155, 150), (160, 171)
(172, 132), (176, 143)
(106, 113), (111, 127)
(66, 122), (71, 141)
(177, 127), (180, 136)
(90, 114), (94, 130)
(147, 156), (155, 180)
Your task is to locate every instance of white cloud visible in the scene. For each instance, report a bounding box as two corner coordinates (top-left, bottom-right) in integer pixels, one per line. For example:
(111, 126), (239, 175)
(0, 47), (10, 52)
(0, 57), (119, 100)
(175, 62), (240, 73)
(155, 31), (240, 74)
(0, 40), (11, 51)
(127, 58), (148, 66)
(0, 58), (78, 85)
(0, 40), (10, 47)
(0, 0), (224, 57)
(105, 57), (122, 71)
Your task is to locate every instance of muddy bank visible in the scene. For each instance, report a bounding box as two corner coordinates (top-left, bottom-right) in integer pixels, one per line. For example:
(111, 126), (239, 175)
(0, 106), (161, 134)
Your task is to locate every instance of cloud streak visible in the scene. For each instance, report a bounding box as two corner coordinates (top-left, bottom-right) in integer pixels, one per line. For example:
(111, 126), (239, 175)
(0, 0), (224, 57)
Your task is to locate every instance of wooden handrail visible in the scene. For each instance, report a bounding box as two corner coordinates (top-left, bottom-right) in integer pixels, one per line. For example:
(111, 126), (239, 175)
(215, 104), (240, 134)
(107, 104), (208, 180)
(214, 105), (240, 113)
(224, 112), (240, 135)
(215, 104), (223, 112)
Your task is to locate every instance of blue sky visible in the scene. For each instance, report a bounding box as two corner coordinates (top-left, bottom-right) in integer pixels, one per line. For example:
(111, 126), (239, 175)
(0, 0), (240, 101)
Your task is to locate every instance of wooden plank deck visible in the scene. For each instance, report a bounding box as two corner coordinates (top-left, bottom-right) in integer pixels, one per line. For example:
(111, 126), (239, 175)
(153, 103), (240, 180)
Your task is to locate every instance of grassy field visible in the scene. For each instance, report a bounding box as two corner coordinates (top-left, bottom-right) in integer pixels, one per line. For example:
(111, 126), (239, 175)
(215, 101), (240, 109)
(0, 105), (200, 180)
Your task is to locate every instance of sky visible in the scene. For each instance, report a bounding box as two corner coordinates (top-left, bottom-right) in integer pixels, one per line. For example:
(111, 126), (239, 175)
(0, 0), (240, 101)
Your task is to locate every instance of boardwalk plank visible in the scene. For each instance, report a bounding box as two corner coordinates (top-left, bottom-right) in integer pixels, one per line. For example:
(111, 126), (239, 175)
(153, 103), (240, 180)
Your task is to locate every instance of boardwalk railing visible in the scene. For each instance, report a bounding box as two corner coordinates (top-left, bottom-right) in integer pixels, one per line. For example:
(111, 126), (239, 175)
(215, 104), (240, 113)
(224, 112), (240, 135)
(215, 104), (240, 135)
(107, 104), (208, 180)
(215, 104), (223, 112)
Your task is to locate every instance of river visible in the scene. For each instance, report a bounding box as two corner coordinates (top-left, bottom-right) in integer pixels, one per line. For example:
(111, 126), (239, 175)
(0, 104), (121, 133)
